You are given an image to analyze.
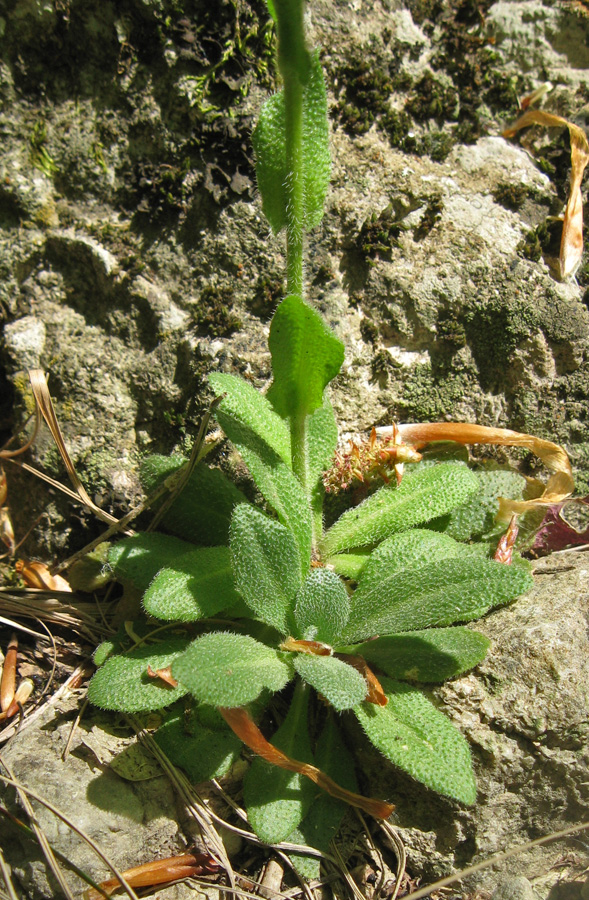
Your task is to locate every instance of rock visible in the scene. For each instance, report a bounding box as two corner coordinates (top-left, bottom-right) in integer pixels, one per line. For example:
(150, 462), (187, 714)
(0, 694), (223, 899)
(493, 876), (536, 900)
(1, 0), (589, 558)
(359, 551), (589, 896)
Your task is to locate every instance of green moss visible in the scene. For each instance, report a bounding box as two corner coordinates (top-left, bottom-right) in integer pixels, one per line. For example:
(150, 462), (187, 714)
(381, 109), (412, 148)
(398, 362), (479, 421)
(413, 196), (443, 241)
(464, 297), (539, 384)
(436, 308), (466, 350)
(420, 130), (455, 161)
(371, 349), (391, 382)
(248, 274), (284, 319)
(334, 50), (394, 136)
(517, 220), (560, 266)
(493, 182), (529, 211)
(29, 119), (57, 178)
(357, 207), (407, 262)
(405, 71), (458, 122)
(197, 284), (242, 337)
(360, 318), (379, 344)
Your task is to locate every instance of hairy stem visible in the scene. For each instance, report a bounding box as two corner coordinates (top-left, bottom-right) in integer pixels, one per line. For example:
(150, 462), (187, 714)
(275, 0), (309, 299)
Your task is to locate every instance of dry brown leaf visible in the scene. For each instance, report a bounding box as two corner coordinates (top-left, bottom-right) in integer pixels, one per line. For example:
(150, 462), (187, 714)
(503, 109), (589, 279)
(493, 515), (519, 564)
(15, 560), (72, 592)
(87, 852), (220, 900)
(376, 422), (574, 521)
(338, 655), (388, 707)
(0, 634), (17, 713)
(219, 706), (395, 819)
(28, 370), (119, 527)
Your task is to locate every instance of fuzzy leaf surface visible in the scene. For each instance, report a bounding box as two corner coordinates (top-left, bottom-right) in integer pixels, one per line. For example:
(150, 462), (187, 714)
(143, 546), (241, 622)
(343, 557), (533, 642)
(354, 676), (476, 804)
(352, 628), (490, 682)
(88, 638), (190, 712)
(108, 533), (197, 593)
(140, 455), (246, 546)
(209, 372), (291, 465)
(294, 655), (367, 710)
(287, 715), (357, 878)
(320, 463), (479, 556)
(210, 374), (312, 569)
(430, 468), (527, 542)
(294, 567), (350, 642)
(154, 710), (242, 781)
(326, 551), (371, 580)
(253, 50), (330, 234)
(347, 530), (463, 632)
(231, 505), (301, 633)
(267, 295), (344, 419)
(308, 396), (339, 516)
(243, 687), (315, 843)
(172, 632), (292, 707)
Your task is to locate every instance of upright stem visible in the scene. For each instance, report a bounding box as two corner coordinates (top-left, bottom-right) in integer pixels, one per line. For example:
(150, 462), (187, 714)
(284, 75), (305, 298)
(275, 0), (308, 299)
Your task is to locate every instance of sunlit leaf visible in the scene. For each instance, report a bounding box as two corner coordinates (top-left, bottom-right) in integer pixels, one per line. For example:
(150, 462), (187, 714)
(172, 632), (293, 707)
(355, 676), (476, 804)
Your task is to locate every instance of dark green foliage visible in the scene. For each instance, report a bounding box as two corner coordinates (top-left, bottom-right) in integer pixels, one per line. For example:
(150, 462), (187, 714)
(108, 532), (197, 593)
(140, 455), (246, 547)
(320, 463), (480, 555)
(294, 568), (350, 642)
(154, 707), (243, 782)
(144, 546), (242, 622)
(88, 637), (191, 712)
(87, 0), (540, 862)
(352, 627), (490, 682)
(287, 716), (357, 877)
(253, 51), (331, 233)
(230, 504), (302, 633)
(172, 632), (293, 707)
(355, 676), (477, 805)
(243, 685), (315, 843)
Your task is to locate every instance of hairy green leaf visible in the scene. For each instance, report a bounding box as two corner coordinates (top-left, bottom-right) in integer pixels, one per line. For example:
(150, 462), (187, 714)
(430, 468), (527, 542)
(347, 530), (463, 632)
(210, 373), (312, 569)
(88, 638), (190, 712)
(267, 295), (344, 420)
(320, 463), (479, 556)
(343, 557), (533, 642)
(308, 396), (339, 516)
(287, 715), (357, 878)
(172, 632), (292, 707)
(352, 627), (490, 682)
(143, 547), (241, 622)
(354, 676), (476, 804)
(154, 709), (242, 781)
(294, 568), (350, 642)
(325, 551), (371, 580)
(108, 533), (197, 594)
(253, 51), (330, 234)
(209, 373), (291, 465)
(231, 505), (301, 633)
(244, 686), (315, 843)
(294, 655), (367, 710)
(140, 455), (246, 546)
